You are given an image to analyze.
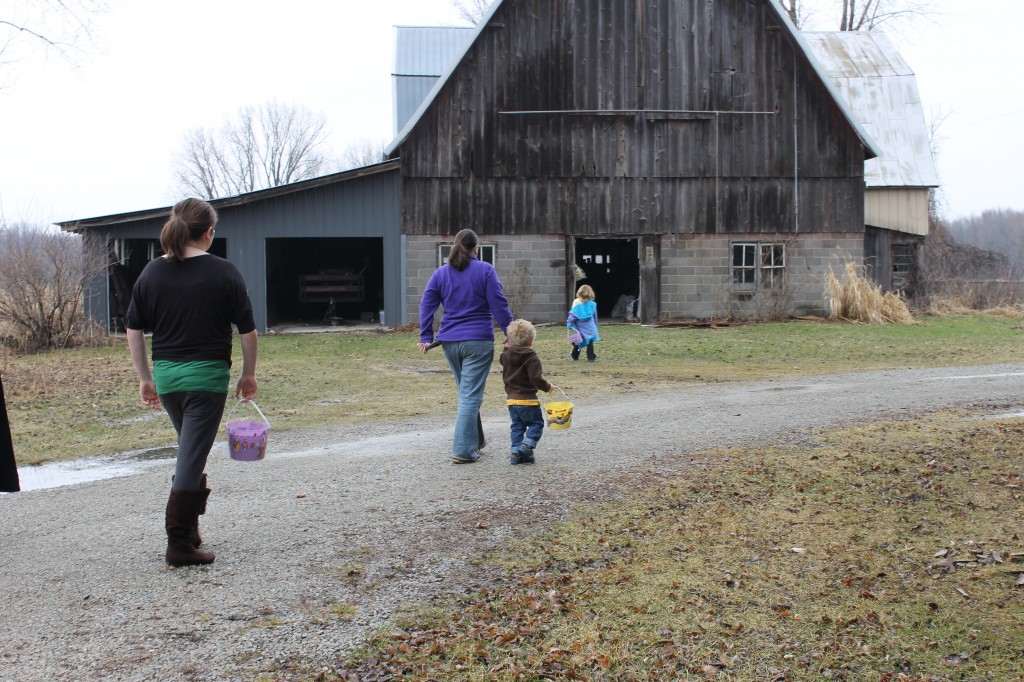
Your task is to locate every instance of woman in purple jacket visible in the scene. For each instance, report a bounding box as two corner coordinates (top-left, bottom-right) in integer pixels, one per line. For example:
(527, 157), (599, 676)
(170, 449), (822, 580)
(418, 229), (514, 463)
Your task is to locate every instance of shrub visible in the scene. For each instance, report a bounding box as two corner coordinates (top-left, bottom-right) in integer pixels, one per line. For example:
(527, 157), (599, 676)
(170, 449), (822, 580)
(0, 224), (107, 352)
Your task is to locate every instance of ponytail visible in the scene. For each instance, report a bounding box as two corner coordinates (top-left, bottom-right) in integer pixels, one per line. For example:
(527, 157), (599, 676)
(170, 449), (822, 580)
(447, 228), (479, 271)
(160, 198), (217, 261)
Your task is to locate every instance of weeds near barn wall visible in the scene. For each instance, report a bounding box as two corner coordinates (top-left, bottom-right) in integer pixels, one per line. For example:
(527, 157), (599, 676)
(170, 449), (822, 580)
(754, 271), (795, 321)
(826, 261), (914, 323)
(502, 263), (534, 319)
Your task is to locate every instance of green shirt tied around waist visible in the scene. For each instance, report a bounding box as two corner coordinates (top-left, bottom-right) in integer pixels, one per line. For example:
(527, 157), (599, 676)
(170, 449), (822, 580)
(153, 360), (231, 395)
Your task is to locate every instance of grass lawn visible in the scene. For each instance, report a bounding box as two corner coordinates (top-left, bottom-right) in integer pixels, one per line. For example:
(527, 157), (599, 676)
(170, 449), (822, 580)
(1, 313), (1022, 466)
(337, 409), (1024, 680)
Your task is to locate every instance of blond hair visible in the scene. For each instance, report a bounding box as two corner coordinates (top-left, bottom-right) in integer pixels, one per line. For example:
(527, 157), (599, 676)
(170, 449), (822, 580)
(576, 284), (595, 301)
(506, 319), (536, 347)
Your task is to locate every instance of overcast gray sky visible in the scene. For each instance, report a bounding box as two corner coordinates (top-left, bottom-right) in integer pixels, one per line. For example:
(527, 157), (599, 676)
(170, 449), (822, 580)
(0, 0), (1020, 226)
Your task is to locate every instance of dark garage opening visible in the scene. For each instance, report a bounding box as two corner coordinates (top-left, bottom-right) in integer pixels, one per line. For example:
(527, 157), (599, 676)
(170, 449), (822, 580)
(574, 238), (640, 319)
(265, 237), (384, 328)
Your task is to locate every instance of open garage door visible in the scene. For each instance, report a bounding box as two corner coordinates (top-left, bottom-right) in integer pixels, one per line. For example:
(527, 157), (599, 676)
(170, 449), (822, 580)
(265, 237), (383, 327)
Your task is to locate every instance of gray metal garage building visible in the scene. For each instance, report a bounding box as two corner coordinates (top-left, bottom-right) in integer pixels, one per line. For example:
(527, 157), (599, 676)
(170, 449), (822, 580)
(62, 163), (402, 333)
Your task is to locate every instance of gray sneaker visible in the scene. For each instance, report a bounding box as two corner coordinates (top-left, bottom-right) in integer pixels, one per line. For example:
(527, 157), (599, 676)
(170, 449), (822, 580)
(451, 451), (481, 464)
(511, 444), (535, 465)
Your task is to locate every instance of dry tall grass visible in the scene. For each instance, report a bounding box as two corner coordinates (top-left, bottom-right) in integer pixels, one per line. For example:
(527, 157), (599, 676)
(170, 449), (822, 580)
(825, 262), (914, 324)
(924, 296), (1024, 319)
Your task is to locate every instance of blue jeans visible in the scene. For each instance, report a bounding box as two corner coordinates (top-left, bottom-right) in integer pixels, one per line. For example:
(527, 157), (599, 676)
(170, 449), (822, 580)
(508, 404), (544, 452)
(441, 340), (493, 458)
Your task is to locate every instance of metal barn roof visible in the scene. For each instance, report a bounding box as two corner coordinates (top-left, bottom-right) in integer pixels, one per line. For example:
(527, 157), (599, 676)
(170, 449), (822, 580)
(392, 26), (474, 135)
(393, 25), (475, 76)
(802, 31), (940, 188)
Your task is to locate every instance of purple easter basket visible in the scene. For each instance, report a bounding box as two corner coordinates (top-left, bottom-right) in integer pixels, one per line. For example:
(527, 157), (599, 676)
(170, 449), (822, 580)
(225, 400), (270, 462)
(567, 329), (583, 346)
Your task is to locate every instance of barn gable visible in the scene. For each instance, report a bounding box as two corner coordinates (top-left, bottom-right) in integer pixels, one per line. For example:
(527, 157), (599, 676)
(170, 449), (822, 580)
(389, 0), (878, 237)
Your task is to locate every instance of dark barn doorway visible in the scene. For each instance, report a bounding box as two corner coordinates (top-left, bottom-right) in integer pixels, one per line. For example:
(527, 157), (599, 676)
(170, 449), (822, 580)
(265, 237), (384, 327)
(573, 238), (640, 318)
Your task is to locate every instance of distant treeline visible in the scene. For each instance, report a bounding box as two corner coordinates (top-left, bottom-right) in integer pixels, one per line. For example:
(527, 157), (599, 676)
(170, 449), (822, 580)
(943, 208), (1024, 278)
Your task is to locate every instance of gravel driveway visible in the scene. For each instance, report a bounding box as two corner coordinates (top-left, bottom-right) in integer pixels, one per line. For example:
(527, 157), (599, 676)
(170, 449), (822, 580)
(2, 364), (1022, 681)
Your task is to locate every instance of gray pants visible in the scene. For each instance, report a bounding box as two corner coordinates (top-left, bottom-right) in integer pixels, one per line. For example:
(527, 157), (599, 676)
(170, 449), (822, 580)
(160, 391), (227, 490)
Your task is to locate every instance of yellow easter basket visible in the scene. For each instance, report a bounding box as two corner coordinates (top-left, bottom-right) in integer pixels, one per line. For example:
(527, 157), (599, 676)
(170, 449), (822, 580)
(544, 386), (574, 430)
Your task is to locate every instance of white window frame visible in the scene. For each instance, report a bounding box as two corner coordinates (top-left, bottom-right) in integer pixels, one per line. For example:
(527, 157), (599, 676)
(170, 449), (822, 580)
(759, 243), (786, 289)
(731, 241), (786, 289)
(112, 239), (130, 266)
(731, 242), (757, 288)
(438, 243), (495, 267)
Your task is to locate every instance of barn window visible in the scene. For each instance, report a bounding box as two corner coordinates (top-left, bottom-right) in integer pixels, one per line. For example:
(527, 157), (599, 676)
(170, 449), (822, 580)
(731, 243), (757, 286)
(732, 242), (786, 289)
(759, 243), (786, 288)
(891, 244), (915, 292)
(438, 243), (495, 267)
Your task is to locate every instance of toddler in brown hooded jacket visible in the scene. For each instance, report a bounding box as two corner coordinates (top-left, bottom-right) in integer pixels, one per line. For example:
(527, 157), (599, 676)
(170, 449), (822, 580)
(499, 319), (553, 464)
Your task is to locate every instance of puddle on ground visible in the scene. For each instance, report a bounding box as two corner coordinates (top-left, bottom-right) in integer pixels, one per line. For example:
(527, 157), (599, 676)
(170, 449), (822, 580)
(6, 446), (178, 493)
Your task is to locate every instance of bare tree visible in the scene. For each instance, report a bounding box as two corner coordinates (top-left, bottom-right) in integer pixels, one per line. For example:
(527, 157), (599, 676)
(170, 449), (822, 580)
(173, 100), (332, 199)
(1, 0), (106, 66)
(450, 0), (493, 25)
(339, 137), (387, 170)
(0, 221), (106, 351)
(778, 0), (935, 31)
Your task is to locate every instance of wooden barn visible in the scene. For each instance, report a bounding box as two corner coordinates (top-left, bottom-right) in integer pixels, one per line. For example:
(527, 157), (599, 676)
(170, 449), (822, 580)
(65, 0), (942, 333)
(389, 0), (883, 324)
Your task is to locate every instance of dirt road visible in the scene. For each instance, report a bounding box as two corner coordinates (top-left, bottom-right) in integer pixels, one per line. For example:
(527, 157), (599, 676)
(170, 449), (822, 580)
(1, 364), (1021, 681)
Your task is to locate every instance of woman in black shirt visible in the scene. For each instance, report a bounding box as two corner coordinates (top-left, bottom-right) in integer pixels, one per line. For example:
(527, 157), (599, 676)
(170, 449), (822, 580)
(126, 198), (258, 567)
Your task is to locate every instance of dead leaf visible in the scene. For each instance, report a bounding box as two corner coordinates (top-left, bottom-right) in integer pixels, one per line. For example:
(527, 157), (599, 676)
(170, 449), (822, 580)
(1015, 574), (1024, 587)
(933, 548), (949, 558)
(296, 492), (306, 498)
(956, 587), (970, 599)
(791, 547), (807, 554)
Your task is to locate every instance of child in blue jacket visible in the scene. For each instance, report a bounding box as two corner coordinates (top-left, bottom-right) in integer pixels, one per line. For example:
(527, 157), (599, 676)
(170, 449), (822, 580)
(567, 284), (600, 362)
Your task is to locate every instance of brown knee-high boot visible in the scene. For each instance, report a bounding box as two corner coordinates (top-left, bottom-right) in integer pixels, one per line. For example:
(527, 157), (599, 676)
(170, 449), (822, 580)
(165, 490), (215, 567)
(192, 474), (210, 548)
(171, 474), (210, 548)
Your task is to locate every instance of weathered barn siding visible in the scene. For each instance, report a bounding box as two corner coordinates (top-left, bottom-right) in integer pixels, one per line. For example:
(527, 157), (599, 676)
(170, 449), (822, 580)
(397, 0), (867, 237)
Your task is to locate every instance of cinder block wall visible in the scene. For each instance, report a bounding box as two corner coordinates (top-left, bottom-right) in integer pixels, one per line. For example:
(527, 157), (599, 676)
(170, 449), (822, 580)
(404, 234), (567, 326)
(406, 233), (864, 325)
(660, 233), (863, 320)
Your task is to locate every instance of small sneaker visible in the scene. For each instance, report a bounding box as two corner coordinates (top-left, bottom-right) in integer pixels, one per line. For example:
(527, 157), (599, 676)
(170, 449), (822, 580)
(587, 356), (597, 363)
(569, 353), (579, 361)
(511, 444), (535, 465)
(451, 451), (481, 464)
